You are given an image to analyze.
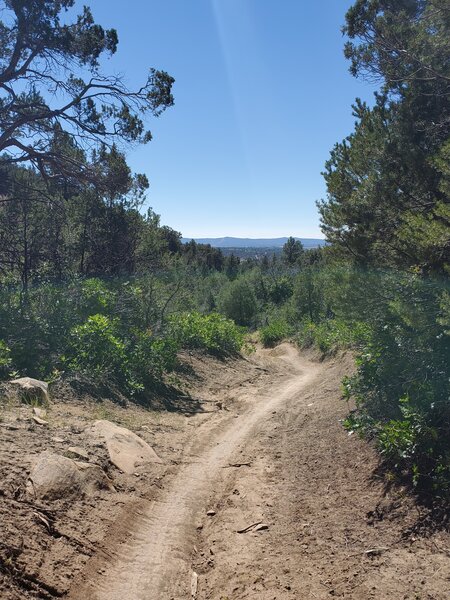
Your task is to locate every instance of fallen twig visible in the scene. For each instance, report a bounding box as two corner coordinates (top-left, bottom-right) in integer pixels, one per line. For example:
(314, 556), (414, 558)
(237, 521), (262, 534)
(365, 547), (389, 556)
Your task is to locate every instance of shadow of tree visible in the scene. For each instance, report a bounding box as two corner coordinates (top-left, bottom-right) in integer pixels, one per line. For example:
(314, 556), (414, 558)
(368, 462), (450, 536)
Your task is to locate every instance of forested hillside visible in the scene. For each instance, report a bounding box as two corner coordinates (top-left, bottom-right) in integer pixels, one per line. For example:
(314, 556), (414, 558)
(0, 0), (449, 501)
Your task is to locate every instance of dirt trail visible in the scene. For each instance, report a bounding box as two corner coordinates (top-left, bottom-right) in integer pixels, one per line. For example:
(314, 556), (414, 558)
(68, 345), (322, 599)
(67, 344), (450, 600)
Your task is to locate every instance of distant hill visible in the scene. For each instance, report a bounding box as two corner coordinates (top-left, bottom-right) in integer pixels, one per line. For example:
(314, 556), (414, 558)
(181, 237), (326, 249)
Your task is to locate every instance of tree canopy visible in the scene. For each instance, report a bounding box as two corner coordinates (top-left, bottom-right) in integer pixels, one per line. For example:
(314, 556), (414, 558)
(0, 0), (174, 183)
(319, 0), (450, 273)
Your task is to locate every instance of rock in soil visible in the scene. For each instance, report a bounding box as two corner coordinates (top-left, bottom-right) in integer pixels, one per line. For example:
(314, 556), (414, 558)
(27, 450), (113, 500)
(87, 419), (163, 474)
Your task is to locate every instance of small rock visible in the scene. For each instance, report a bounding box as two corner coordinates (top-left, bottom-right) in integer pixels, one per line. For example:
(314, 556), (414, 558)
(67, 446), (89, 461)
(32, 416), (48, 426)
(254, 523), (269, 532)
(206, 510), (216, 517)
(196, 523), (204, 530)
(51, 437), (65, 443)
(1, 423), (20, 431)
(33, 407), (47, 419)
(11, 377), (49, 405)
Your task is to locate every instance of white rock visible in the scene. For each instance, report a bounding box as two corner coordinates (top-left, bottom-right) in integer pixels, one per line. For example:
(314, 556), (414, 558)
(88, 420), (163, 474)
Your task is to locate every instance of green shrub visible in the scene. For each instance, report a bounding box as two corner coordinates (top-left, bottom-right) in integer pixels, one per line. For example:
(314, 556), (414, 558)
(217, 279), (258, 327)
(131, 332), (179, 381)
(267, 277), (293, 305)
(170, 311), (243, 355)
(296, 319), (364, 354)
(339, 272), (450, 494)
(65, 314), (130, 383)
(260, 319), (292, 347)
(79, 278), (114, 317)
(0, 340), (12, 378)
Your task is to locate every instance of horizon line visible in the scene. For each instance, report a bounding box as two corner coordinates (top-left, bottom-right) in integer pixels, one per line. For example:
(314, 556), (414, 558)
(181, 235), (326, 240)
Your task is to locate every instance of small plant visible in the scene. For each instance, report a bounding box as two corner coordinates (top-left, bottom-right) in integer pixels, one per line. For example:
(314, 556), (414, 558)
(0, 341), (12, 378)
(131, 332), (179, 381)
(296, 319), (367, 355)
(259, 319), (292, 347)
(65, 314), (131, 386)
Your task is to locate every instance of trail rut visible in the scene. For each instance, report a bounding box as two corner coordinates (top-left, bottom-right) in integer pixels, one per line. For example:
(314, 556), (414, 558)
(69, 344), (322, 600)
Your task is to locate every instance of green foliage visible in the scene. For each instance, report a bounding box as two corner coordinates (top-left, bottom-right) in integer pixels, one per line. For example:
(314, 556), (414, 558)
(169, 312), (243, 355)
(320, 1), (449, 274)
(65, 314), (128, 380)
(65, 313), (180, 394)
(267, 277), (293, 305)
(288, 268), (328, 324)
(314, 0), (450, 495)
(296, 318), (366, 355)
(131, 333), (179, 382)
(282, 237), (304, 265)
(0, 341), (12, 378)
(79, 278), (115, 316)
(259, 319), (292, 348)
(337, 270), (450, 493)
(217, 279), (258, 327)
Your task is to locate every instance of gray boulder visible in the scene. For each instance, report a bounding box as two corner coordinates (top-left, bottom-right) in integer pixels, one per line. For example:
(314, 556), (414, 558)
(27, 451), (113, 500)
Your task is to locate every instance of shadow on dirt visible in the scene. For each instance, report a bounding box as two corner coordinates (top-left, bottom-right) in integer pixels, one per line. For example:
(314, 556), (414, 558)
(369, 462), (450, 537)
(55, 373), (205, 416)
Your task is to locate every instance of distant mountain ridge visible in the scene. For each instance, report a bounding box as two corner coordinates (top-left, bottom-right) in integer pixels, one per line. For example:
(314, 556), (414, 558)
(181, 236), (326, 249)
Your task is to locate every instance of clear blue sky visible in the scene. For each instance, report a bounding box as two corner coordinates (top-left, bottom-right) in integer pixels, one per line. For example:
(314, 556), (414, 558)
(91, 0), (375, 239)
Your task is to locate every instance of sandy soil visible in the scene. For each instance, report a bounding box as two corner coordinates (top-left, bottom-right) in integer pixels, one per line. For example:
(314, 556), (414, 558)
(1, 344), (449, 599)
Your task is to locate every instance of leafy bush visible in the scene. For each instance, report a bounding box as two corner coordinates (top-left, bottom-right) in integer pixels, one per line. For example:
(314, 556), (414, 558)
(170, 312), (243, 355)
(0, 340), (12, 378)
(260, 319), (292, 347)
(296, 319), (366, 354)
(65, 314), (130, 384)
(217, 279), (258, 326)
(79, 278), (115, 317)
(339, 271), (450, 494)
(131, 332), (179, 381)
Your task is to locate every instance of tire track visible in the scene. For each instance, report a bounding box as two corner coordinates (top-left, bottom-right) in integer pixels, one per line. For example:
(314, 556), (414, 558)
(68, 344), (322, 600)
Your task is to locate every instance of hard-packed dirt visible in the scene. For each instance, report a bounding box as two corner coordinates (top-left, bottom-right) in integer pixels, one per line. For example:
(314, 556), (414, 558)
(1, 344), (449, 599)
